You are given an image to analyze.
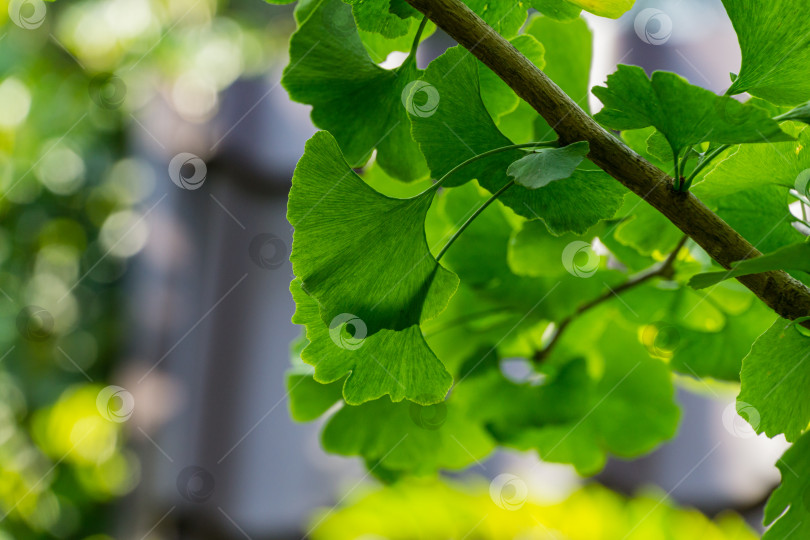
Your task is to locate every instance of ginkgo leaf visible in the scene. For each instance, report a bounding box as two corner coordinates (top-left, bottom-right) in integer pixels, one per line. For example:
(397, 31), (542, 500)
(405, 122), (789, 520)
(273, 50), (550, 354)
(723, 0), (810, 105)
(288, 131), (458, 334)
(287, 370), (345, 422)
(460, 319), (679, 475)
(526, 14), (592, 115)
(711, 185), (805, 255)
(282, 0), (428, 181)
(566, 0), (634, 18)
(344, 0), (412, 38)
(358, 19), (435, 64)
(689, 242), (810, 290)
(529, 0), (582, 20)
(669, 301), (773, 382)
(694, 127), (810, 199)
(763, 431), (810, 539)
(291, 279), (452, 405)
(593, 65), (793, 158)
(738, 318), (810, 441)
(412, 46), (625, 235)
(614, 196), (684, 256)
(507, 142), (590, 189)
(322, 396), (495, 473)
(480, 34), (545, 121)
(463, 0), (528, 37)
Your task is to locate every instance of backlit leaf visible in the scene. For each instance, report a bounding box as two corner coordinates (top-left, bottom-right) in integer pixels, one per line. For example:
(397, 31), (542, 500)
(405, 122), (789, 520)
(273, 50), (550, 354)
(282, 0), (428, 181)
(738, 318), (810, 441)
(723, 0), (810, 105)
(412, 46), (625, 234)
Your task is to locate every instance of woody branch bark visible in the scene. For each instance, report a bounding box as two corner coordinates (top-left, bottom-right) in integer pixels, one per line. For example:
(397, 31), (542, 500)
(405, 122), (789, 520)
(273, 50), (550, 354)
(405, 0), (810, 321)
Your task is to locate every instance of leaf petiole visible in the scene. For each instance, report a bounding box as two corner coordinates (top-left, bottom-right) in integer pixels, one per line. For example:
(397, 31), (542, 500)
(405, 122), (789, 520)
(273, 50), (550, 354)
(682, 144), (729, 191)
(436, 180), (515, 261)
(401, 16), (430, 70)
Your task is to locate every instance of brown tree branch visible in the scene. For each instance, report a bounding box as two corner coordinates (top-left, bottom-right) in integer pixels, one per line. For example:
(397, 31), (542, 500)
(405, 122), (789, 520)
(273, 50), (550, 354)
(405, 0), (810, 322)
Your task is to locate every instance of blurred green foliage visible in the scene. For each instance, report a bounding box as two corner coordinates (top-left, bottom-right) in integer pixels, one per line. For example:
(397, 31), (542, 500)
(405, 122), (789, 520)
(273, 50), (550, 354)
(310, 477), (758, 540)
(0, 0), (281, 536)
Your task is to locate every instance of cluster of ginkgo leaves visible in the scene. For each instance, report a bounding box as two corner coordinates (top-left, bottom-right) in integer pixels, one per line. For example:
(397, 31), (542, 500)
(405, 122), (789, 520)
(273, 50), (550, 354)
(269, 0), (810, 536)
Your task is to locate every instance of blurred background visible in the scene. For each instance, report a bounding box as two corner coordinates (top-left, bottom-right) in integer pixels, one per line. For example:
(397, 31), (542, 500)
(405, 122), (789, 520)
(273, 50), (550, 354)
(0, 0), (792, 538)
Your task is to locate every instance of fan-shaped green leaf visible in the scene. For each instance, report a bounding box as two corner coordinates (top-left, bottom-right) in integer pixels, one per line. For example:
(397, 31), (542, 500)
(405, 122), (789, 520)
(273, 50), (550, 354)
(763, 431), (810, 539)
(412, 46), (625, 234)
(282, 0), (428, 181)
(593, 65), (792, 158)
(322, 396), (495, 473)
(689, 242), (810, 290)
(723, 0), (810, 105)
(507, 142), (590, 189)
(738, 318), (810, 441)
(291, 279), (452, 405)
(288, 131), (458, 334)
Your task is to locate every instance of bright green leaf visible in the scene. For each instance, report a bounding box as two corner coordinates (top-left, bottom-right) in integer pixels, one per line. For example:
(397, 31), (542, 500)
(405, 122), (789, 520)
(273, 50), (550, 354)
(288, 131), (458, 333)
(291, 279), (453, 405)
(287, 371), (345, 422)
(711, 185), (804, 255)
(593, 65), (793, 158)
(738, 318), (810, 441)
(529, 0), (582, 20)
(282, 0), (428, 181)
(480, 35), (545, 121)
(322, 396), (495, 473)
(526, 14), (593, 139)
(567, 0), (634, 18)
(723, 0), (810, 105)
(462, 320), (679, 475)
(694, 127), (810, 198)
(763, 430), (810, 539)
(412, 46), (625, 234)
(343, 0), (412, 38)
(689, 242), (810, 290)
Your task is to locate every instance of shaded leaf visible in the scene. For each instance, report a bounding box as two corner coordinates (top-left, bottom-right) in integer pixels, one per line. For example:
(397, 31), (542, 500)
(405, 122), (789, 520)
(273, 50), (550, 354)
(322, 396), (495, 473)
(461, 320), (679, 475)
(507, 142), (590, 189)
(288, 131), (458, 334)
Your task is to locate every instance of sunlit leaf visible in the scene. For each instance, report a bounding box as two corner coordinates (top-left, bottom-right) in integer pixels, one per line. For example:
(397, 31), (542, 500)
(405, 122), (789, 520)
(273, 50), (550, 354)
(738, 318), (810, 441)
(282, 0), (428, 181)
(412, 46), (625, 234)
(507, 142), (590, 189)
(291, 279), (452, 405)
(689, 242), (810, 290)
(723, 0), (810, 105)
(763, 431), (810, 539)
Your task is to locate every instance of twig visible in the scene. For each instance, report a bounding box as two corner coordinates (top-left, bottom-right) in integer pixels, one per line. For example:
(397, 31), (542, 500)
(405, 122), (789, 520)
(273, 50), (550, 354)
(533, 236), (689, 363)
(404, 0), (810, 323)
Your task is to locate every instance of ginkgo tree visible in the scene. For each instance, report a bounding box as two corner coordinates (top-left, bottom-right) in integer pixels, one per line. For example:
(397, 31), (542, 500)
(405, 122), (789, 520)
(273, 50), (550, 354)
(270, 0), (810, 536)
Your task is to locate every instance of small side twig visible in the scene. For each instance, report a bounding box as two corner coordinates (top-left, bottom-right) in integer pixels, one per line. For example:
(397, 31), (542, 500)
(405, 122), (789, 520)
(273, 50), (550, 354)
(533, 236), (689, 363)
